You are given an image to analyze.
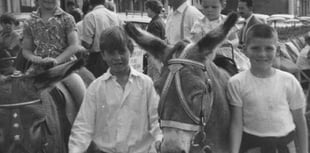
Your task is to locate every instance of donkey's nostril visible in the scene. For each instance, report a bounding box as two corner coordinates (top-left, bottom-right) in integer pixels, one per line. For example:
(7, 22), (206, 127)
(203, 145), (212, 153)
(181, 151), (186, 153)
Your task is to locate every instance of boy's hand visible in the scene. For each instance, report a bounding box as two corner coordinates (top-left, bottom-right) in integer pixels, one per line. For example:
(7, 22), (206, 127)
(42, 57), (58, 65)
(74, 45), (87, 53)
(155, 140), (161, 153)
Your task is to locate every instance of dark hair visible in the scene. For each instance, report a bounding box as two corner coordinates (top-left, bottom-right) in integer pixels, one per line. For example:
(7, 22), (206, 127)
(67, 1), (75, 7)
(100, 26), (134, 54)
(239, 0), (253, 7)
(200, 0), (226, 7)
(219, 0), (226, 7)
(82, 0), (91, 15)
(89, 0), (105, 6)
(305, 34), (310, 45)
(145, 0), (163, 14)
(0, 13), (18, 26)
(105, 1), (115, 11)
(245, 24), (278, 45)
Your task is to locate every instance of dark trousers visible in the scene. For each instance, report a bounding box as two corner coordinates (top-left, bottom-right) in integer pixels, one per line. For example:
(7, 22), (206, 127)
(86, 142), (107, 153)
(240, 131), (295, 153)
(85, 52), (108, 78)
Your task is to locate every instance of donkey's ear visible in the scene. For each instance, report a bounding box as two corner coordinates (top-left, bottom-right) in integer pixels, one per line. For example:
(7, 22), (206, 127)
(124, 23), (169, 62)
(33, 59), (84, 90)
(197, 12), (239, 54)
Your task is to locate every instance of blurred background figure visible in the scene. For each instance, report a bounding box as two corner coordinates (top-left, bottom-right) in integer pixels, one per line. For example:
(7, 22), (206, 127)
(145, 0), (166, 81)
(105, 0), (116, 12)
(82, 0), (93, 15)
(165, 0), (203, 45)
(0, 13), (21, 57)
(76, 0), (93, 39)
(145, 0), (165, 40)
(81, 0), (123, 77)
(67, 1), (83, 22)
(237, 0), (266, 47)
(190, 0), (250, 72)
(0, 13), (21, 74)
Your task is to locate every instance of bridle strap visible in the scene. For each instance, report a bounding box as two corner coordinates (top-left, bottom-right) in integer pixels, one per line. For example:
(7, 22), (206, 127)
(159, 64), (183, 117)
(160, 120), (200, 131)
(168, 59), (206, 71)
(0, 99), (41, 108)
(159, 58), (209, 126)
(158, 58), (215, 152)
(175, 71), (200, 124)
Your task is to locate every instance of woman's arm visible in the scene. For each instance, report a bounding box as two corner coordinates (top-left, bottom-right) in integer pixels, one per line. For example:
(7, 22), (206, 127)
(230, 105), (243, 153)
(22, 37), (44, 63)
(55, 30), (85, 64)
(291, 108), (308, 153)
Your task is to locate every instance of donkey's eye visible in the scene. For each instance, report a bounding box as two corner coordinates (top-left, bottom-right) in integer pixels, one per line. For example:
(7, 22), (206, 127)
(190, 90), (205, 102)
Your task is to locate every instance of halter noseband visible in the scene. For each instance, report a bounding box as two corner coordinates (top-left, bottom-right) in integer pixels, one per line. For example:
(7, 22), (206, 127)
(158, 58), (214, 149)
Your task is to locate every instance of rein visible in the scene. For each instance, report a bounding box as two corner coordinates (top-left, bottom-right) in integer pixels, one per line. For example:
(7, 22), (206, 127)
(158, 58), (215, 149)
(0, 57), (17, 62)
(0, 99), (41, 108)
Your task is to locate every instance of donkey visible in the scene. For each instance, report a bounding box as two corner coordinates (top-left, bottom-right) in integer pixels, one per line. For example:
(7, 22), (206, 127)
(125, 13), (239, 153)
(0, 59), (86, 153)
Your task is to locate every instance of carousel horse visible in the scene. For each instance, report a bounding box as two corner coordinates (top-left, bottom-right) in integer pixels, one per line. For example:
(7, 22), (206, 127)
(125, 12), (239, 153)
(0, 59), (88, 153)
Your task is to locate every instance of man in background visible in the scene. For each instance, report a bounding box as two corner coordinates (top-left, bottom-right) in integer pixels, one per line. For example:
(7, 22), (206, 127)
(237, 0), (266, 47)
(165, 0), (203, 45)
(67, 1), (83, 22)
(81, 0), (123, 77)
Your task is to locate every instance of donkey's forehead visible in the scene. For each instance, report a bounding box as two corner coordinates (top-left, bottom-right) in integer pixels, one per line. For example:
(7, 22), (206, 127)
(179, 43), (195, 58)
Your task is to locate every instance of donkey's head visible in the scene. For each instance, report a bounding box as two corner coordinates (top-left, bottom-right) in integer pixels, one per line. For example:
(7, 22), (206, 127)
(125, 12), (238, 153)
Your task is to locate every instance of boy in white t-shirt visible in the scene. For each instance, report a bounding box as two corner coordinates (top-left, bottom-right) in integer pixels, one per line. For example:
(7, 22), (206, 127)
(228, 24), (308, 153)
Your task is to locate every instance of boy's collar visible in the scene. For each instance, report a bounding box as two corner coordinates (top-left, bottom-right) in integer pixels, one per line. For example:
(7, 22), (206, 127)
(101, 66), (140, 81)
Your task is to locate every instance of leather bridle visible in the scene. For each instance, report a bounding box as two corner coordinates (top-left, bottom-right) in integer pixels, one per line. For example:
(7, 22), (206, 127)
(158, 58), (214, 151)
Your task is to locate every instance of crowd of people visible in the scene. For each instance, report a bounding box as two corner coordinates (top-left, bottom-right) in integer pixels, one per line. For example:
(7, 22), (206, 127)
(0, 0), (309, 152)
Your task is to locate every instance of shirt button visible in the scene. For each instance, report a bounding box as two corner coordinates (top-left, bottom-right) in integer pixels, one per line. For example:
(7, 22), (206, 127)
(13, 113), (18, 118)
(13, 123), (19, 128)
(14, 135), (21, 141)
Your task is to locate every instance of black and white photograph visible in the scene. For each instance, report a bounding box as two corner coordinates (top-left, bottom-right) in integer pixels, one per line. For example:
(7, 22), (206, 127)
(0, 0), (310, 153)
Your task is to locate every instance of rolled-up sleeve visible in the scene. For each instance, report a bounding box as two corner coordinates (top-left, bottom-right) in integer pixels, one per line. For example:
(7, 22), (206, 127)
(68, 83), (97, 153)
(81, 13), (95, 45)
(147, 80), (163, 142)
(64, 14), (77, 35)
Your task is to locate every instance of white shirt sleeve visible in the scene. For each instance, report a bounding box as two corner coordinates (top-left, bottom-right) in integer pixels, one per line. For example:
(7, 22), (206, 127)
(81, 13), (96, 45)
(68, 83), (98, 153)
(227, 78), (243, 107)
(287, 75), (306, 111)
(184, 7), (204, 42)
(146, 80), (163, 142)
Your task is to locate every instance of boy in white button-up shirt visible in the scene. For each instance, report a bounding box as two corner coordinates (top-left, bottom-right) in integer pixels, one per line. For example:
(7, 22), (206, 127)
(69, 26), (162, 153)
